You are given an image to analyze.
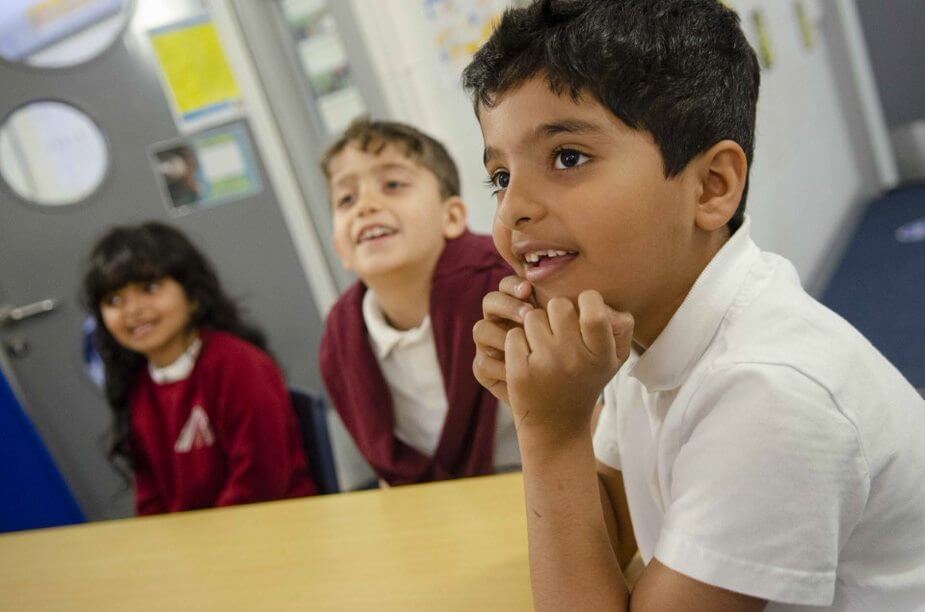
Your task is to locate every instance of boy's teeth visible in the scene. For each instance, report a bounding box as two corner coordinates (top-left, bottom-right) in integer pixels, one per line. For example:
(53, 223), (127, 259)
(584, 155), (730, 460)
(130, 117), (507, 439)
(525, 249), (573, 264)
(361, 226), (394, 241)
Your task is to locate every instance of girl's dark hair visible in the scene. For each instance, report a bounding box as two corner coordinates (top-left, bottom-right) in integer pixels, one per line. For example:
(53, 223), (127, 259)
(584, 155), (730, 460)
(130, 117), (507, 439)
(462, 0), (761, 232)
(82, 222), (268, 473)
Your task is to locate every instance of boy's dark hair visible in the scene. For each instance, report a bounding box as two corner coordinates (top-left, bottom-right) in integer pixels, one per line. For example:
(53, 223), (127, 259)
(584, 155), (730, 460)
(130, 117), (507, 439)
(321, 117), (461, 200)
(462, 0), (760, 232)
(82, 222), (268, 476)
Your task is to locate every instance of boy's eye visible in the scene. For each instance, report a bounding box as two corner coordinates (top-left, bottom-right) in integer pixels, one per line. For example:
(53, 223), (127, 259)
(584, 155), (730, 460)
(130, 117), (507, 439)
(554, 149), (590, 170)
(144, 281), (160, 293)
(336, 194), (354, 209)
(384, 180), (407, 190)
(488, 170), (510, 191)
(102, 294), (121, 307)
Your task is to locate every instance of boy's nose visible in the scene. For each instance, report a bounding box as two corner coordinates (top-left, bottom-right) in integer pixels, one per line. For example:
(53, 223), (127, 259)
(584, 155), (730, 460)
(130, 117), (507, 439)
(496, 179), (545, 229)
(355, 188), (383, 216)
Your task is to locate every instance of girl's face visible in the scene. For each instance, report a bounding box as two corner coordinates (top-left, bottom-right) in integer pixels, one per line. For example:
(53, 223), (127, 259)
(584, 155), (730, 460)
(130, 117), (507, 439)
(100, 277), (197, 367)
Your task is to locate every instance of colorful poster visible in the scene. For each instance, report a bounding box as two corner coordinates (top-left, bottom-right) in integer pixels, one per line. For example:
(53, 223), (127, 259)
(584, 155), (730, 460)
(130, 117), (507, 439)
(149, 15), (243, 130)
(280, 0), (365, 135)
(151, 121), (262, 216)
(423, 0), (529, 87)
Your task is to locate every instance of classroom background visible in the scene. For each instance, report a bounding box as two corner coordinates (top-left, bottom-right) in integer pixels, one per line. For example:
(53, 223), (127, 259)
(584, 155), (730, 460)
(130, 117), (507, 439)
(1, 0), (923, 530)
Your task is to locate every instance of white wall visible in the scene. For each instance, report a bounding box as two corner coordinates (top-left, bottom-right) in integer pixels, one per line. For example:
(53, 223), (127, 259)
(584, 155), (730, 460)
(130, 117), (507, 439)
(350, 0), (894, 294)
(347, 0), (502, 234)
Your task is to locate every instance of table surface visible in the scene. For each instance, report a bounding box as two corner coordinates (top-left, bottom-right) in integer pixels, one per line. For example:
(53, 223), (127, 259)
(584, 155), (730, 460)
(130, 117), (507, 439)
(0, 473), (533, 611)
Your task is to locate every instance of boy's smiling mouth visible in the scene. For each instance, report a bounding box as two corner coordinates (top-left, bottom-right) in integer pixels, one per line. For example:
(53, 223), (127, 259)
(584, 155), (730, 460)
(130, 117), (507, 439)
(513, 241), (580, 283)
(356, 224), (398, 244)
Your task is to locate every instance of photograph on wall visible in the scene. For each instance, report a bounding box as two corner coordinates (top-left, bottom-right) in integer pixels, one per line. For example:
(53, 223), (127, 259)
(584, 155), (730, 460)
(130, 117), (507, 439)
(151, 121), (262, 216)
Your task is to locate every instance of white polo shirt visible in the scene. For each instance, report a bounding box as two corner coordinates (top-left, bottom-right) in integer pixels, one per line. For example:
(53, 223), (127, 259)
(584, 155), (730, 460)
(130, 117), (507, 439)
(593, 218), (925, 610)
(362, 290), (520, 470)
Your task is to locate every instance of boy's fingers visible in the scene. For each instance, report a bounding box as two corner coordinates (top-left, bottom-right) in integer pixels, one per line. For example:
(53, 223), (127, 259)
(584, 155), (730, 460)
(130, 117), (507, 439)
(504, 327), (530, 377)
(577, 291), (615, 357)
(522, 308), (552, 349)
(473, 319), (509, 353)
(609, 310), (635, 362)
(472, 354), (509, 404)
(546, 297), (578, 337)
(483, 291), (533, 323)
(498, 276), (534, 301)
(473, 352), (507, 386)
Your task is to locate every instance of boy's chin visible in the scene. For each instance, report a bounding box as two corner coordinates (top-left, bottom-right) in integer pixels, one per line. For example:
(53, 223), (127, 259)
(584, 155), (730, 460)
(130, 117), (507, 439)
(354, 257), (413, 284)
(532, 285), (580, 309)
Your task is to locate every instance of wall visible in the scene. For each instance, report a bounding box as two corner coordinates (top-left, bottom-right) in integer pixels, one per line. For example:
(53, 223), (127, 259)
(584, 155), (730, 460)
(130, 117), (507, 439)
(855, 0), (925, 129)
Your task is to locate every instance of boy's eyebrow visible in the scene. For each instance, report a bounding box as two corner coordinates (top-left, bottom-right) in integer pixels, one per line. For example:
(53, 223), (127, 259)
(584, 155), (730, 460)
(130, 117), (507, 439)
(332, 162), (415, 187)
(483, 118), (607, 167)
(537, 119), (606, 138)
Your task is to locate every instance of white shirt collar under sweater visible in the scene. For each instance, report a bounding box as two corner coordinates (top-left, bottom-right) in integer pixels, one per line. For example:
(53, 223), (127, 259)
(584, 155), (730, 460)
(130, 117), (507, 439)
(361, 288), (521, 469)
(148, 336), (203, 384)
(362, 288), (433, 359)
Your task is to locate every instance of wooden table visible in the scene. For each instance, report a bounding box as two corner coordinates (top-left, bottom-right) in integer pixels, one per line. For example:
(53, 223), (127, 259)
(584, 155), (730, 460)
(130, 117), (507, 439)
(0, 473), (532, 611)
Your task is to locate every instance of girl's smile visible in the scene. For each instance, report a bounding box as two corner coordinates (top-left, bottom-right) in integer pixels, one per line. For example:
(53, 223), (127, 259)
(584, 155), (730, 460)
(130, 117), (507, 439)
(100, 277), (198, 367)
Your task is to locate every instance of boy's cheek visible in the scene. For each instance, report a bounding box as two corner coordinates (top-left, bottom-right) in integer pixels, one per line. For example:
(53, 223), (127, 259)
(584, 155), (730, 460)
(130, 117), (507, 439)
(492, 242), (523, 278)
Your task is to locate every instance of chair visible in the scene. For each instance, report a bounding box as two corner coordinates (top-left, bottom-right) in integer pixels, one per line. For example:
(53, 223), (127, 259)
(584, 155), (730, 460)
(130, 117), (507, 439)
(1, 368), (85, 532)
(289, 387), (340, 495)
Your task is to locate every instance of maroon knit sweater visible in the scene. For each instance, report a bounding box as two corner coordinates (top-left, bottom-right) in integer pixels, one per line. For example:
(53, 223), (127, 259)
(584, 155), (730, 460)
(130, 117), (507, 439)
(320, 231), (512, 485)
(131, 329), (316, 514)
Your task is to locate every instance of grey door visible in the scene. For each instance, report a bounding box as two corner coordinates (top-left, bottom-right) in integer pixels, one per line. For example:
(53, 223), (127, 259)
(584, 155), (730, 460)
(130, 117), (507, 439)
(0, 2), (325, 521)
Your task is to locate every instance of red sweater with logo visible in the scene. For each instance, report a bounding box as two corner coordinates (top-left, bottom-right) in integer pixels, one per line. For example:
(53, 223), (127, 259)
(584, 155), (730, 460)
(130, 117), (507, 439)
(130, 329), (316, 515)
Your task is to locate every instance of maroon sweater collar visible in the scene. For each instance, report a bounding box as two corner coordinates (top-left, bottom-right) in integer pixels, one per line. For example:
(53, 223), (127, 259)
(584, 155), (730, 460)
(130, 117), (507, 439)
(320, 232), (511, 485)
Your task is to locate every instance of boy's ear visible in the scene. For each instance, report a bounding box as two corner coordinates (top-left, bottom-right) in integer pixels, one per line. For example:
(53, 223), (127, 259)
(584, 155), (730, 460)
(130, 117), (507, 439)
(442, 196), (468, 239)
(693, 140), (748, 232)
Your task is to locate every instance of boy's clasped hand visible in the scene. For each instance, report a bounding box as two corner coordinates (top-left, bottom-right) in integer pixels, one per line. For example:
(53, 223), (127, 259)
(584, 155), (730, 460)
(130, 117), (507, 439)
(474, 275), (634, 444)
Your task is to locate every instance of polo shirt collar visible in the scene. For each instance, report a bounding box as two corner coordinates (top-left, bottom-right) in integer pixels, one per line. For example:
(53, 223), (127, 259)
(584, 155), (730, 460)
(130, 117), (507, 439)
(362, 289), (432, 360)
(148, 336), (202, 384)
(629, 216), (760, 392)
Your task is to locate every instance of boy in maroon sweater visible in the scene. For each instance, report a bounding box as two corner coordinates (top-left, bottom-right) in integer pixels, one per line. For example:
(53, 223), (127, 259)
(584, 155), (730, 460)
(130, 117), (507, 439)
(320, 118), (520, 485)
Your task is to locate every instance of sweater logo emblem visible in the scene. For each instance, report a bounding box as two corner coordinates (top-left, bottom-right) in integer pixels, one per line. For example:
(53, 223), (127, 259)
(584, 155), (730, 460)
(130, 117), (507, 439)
(174, 406), (215, 453)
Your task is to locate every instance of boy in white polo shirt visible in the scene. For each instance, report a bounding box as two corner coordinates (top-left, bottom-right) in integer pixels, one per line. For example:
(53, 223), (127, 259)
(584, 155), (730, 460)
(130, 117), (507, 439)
(465, 0), (925, 610)
(319, 118), (519, 486)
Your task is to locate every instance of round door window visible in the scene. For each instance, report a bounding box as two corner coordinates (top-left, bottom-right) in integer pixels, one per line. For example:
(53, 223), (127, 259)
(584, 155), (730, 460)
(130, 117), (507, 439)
(0, 101), (109, 207)
(0, 0), (132, 69)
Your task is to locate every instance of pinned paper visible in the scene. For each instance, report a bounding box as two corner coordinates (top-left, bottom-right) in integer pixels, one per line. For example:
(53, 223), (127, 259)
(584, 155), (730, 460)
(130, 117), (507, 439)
(149, 15), (242, 130)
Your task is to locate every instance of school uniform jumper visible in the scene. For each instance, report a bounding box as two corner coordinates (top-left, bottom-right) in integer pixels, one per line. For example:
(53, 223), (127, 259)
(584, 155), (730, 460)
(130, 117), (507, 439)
(320, 231), (515, 486)
(131, 329), (316, 515)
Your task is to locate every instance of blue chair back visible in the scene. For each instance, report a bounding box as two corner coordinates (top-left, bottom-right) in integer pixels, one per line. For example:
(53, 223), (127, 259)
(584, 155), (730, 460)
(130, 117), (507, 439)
(0, 368), (85, 532)
(289, 388), (340, 494)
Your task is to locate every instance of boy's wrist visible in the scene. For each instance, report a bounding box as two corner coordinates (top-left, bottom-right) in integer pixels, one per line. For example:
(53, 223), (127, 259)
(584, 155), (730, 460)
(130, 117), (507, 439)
(516, 416), (595, 462)
(512, 393), (598, 451)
